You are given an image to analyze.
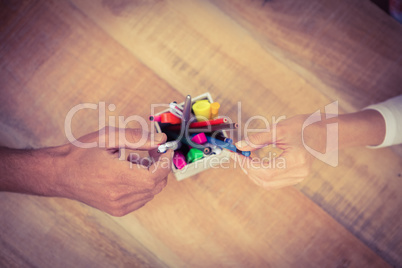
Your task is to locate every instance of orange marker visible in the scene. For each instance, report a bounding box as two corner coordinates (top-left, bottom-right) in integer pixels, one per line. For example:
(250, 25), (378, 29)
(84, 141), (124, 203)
(210, 102), (220, 119)
(161, 113), (181, 124)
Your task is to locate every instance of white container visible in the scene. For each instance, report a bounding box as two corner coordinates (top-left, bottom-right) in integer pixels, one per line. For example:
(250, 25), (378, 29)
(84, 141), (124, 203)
(153, 92), (231, 181)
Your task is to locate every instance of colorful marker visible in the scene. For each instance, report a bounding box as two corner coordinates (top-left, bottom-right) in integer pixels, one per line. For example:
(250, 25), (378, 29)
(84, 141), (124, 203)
(203, 147), (212, 155)
(173, 151), (187, 170)
(212, 132), (233, 144)
(203, 142), (222, 155)
(189, 117), (227, 128)
(187, 148), (204, 163)
(149, 114), (163, 122)
(187, 123), (238, 133)
(166, 118), (228, 131)
(161, 113), (181, 124)
(157, 141), (181, 153)
(205, 136), (251, 157)
(192, 100), (211, 121)
(149, 112), (181, 124)
(169, 102), (183, 119)
(191, 133), (207, 144)
(210, 102), (220, 119)
(164, 130), (208, 152)
(181, 95), (192, 132)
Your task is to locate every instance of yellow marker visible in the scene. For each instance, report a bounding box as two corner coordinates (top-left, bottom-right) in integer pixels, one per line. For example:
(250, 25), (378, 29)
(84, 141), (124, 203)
(210, 102), (220, 119)
(192, 100), (211, 121)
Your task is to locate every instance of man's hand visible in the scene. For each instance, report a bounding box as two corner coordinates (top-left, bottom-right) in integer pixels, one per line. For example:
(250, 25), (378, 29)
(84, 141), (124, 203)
(0, 127), (173, 217)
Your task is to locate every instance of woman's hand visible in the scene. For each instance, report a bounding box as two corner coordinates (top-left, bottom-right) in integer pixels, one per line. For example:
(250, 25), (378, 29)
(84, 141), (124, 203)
(233, 110), (385, 190)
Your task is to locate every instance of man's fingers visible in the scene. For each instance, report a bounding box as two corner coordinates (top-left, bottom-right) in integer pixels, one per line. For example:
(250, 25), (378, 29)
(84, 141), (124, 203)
(123, 129), (167, 150)
(97, 127), (167, 150)
(121, 179), (167, 217)
(235, 130), (273, 151)
(147, 149), (173, 183)
(121, 149), (152, 168)
(148, 148), (162, 163)
(151, 177), (168, 195)
(80, 126), (168, 151)
(124, 197), (154, 214)
(110, 196), (154, 217)
(107, 180), (169, 215)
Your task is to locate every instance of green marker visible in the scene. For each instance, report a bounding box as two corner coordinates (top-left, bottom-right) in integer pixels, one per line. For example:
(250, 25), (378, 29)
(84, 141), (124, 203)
(187, 148), (204, 163)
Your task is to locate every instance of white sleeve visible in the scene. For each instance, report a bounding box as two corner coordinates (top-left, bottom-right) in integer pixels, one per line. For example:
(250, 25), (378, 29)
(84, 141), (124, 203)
(363, 95), (402, 148)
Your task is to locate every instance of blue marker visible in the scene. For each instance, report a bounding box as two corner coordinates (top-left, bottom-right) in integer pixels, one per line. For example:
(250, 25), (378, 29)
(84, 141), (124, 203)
(225, 138), (233, 144)
(205, 136), (251, 157)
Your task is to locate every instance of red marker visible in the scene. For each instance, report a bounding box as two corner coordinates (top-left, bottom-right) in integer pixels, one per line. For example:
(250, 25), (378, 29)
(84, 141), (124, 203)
(189, 118), (228, 128)
(187, 123), (238, 133)
(149, 112), (181, 124)
(167, 118), (228, 130)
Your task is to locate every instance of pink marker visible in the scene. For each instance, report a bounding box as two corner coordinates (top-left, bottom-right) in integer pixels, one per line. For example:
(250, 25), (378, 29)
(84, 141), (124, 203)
(173, 151), (187, 170)
(191, 133), (207, 144)
(149, 114), (162, 122)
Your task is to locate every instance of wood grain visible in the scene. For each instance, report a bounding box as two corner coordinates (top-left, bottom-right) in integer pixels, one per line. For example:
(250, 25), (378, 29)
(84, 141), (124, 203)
(0, 192), (170, 268)
(208, 0), (402, 264)
(211, 0), (402, 111)
(0, 0), (400, 267)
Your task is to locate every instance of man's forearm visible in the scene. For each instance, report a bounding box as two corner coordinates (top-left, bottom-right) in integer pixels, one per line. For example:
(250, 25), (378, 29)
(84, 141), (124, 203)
(0, 147), (62, 196)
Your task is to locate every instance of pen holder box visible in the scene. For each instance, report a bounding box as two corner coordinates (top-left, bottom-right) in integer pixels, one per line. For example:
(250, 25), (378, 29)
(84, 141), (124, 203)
(153, 92), (231, 181)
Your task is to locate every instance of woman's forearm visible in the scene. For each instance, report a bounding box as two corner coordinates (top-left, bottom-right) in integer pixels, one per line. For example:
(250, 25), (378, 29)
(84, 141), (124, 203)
(338, 109), (386, 149)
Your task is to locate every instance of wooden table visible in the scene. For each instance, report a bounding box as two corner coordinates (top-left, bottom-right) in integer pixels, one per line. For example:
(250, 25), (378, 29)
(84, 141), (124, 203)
(1, 0), (401, 267)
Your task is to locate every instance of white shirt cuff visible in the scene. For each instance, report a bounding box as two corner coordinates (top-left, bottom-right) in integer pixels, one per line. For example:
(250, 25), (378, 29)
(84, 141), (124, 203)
(363, 95), (402, 149)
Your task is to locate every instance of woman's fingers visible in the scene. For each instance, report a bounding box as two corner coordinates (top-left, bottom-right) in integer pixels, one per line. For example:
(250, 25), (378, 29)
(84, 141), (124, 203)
(231, 147), (311, 189)
(235, 130), (274, 152)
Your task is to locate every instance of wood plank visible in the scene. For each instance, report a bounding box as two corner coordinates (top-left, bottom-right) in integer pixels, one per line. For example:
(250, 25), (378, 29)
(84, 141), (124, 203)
(208, 0), (402, 265)
(210, 0), (402, 111)
(69, 0), (402, 264)
(112, 167), (390, 267)
(0, 193), (172, 268)
(0, 1), (183, 267)
(297, 147), (402, 265)
(0, 0), (398, 267)
(67, 0), (395, 266)
(69, 0), (333, 117)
